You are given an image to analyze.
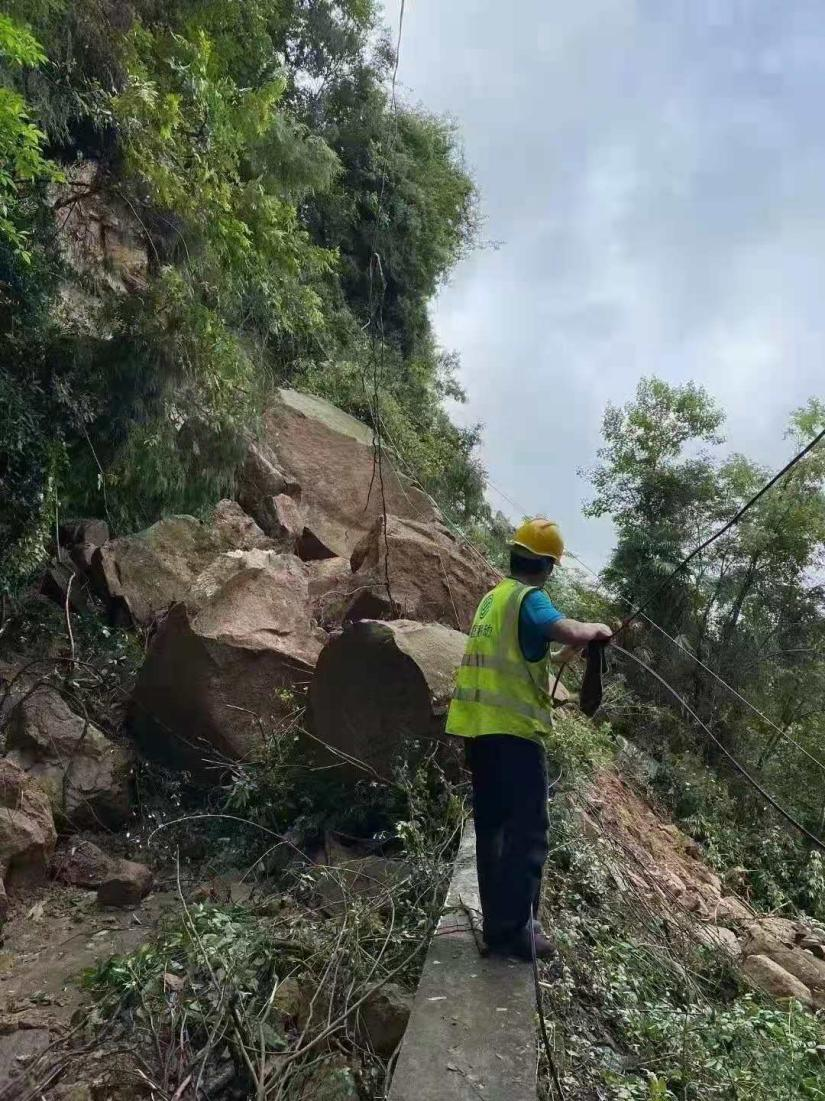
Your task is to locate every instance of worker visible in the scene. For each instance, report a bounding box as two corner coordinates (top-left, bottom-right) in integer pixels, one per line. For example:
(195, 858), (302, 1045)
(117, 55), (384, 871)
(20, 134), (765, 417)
(446, 518), (612, 960)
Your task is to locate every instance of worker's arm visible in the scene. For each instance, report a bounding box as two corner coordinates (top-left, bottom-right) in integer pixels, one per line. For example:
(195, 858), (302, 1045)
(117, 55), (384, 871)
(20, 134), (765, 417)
(547, 618), (613, 647)
(522, 590), (612, 652)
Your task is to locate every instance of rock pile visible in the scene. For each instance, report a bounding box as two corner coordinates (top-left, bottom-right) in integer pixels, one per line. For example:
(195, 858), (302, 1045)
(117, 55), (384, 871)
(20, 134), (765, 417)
(1, 383), (822, 1039)
(0, 388), (544, 922)
(582, 769), (825, 1010)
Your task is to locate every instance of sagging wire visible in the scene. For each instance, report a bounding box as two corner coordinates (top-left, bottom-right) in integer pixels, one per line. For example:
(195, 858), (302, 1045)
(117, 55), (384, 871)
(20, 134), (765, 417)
(485, 442), (825, 778)
(369, 382), (825, 1079)
(530, 905), (566, 1101)
(612, 643), (825, 854)
(614, 424), (825, 635)
(565, 549), (825, 776)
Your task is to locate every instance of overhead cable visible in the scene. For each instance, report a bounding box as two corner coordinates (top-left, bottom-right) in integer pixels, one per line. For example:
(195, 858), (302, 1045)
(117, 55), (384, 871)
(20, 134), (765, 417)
(613, 643), (825, 854)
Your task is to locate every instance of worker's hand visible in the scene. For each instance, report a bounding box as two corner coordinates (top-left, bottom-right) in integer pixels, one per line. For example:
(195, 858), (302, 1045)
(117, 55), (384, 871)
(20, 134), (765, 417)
(590, 623), (613, 642)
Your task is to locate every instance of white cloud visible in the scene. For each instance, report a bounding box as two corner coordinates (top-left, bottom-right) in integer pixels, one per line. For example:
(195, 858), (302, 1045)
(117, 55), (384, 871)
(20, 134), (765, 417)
(383, 0), (825, 567)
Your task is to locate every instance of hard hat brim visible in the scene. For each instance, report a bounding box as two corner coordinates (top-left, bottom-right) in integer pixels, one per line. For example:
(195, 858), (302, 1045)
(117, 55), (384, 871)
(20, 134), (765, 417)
(510, 539), (558, 563)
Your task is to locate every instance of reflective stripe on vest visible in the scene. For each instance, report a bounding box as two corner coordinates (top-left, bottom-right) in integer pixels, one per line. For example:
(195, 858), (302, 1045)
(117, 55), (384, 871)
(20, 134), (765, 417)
(451, 685), (554, 726)
(446, 577), (554, 744)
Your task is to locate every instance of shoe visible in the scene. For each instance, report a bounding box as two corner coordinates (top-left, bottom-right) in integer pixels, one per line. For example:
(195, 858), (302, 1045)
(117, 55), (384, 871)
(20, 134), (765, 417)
(486, 926), (557, 962)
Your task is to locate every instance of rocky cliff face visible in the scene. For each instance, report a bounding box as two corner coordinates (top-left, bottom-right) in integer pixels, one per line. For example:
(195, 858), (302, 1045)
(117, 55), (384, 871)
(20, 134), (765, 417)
(50, 159), (150, 331)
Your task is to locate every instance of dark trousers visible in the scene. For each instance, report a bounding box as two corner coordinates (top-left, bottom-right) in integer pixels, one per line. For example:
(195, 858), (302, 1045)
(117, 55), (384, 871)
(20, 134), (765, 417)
(465, 734), (550, 944)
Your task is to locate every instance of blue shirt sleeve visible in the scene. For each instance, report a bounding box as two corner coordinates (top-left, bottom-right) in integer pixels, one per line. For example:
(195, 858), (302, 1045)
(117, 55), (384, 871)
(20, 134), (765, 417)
(518, 589), (565, 663)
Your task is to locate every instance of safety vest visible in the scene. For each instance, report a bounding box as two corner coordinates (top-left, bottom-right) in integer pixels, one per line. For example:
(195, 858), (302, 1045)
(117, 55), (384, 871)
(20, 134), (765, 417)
(446, 578), (555, 745)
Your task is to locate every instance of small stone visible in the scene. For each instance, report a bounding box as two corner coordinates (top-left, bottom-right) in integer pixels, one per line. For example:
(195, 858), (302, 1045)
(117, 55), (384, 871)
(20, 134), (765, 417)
(356, 982), (412, 1058)
(692, 865), (722, 896)
(713, 895), (752, 927)
(757, 916), (802, 947)
(297, 1060), (359, 1101)
(97, 859), (153, 907)
(52, 840), (114, 890)
(677, 890), (709, 917)
(695, 924), (741, 959)
(658, 870), (686, 897)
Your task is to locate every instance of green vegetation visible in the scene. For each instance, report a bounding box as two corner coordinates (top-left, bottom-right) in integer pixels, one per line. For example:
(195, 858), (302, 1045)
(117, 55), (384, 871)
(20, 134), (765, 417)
(84, 745), (467, 1098)
(579, 378), (825, 920)
(0, 0), (486, 594)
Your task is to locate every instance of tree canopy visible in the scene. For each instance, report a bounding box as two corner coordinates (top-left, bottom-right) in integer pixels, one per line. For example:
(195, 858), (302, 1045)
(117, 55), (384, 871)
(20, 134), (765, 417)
(0, 0), (486, 590)
(587, 378), (825, 913)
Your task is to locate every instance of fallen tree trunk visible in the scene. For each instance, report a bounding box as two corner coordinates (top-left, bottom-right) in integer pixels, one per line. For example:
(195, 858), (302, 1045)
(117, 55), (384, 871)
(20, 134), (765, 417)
(308, 620), (468, 780)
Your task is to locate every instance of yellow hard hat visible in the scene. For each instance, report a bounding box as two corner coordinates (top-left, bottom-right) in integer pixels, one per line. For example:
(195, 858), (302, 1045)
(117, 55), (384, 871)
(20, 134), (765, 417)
(511, 518), (565, 562)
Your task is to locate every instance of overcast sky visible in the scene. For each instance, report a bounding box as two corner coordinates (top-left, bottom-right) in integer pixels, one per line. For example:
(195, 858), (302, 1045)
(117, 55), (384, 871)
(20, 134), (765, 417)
(381, 0), (825, 568)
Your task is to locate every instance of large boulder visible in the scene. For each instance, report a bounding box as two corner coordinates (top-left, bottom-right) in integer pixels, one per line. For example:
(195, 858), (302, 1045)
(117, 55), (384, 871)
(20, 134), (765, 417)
(91, 503), (273, 625)
(58, 517), (110, 577)
(52, 839), (115, 889)
(188, 548), (359, 629)
(5, 687), (132, 830)
(237, 390), (439, 560)
(211, 499), (276, 553)
(759, 950), (825, 1007)
(188, 548), (285, 612)
(346, 515), (500, 632)
(742, 916), (809, 954)
(309, 619), (467, 780)
(59, 518), (110, 550)
(742, 954), (813, 1007)
(131, 554), (324, 776)
(0, 759), (57, 918)
(40, 561), (90, 613)
(236, 439), (301, 537)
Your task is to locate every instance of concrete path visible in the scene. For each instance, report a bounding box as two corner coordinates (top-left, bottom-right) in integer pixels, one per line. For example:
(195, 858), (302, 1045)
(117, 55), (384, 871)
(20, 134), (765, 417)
(388, 821), (537, 1101)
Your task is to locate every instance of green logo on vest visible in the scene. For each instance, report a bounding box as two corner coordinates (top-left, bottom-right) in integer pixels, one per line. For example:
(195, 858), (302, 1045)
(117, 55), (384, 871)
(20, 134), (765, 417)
(478, 594), (494, 619)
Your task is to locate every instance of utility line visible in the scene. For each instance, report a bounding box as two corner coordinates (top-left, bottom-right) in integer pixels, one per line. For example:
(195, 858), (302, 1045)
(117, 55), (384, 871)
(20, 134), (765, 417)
(385, 419), (825, 779)
(378, 396), (825, 1068)
(617, 424), (825, 633)
(374, 364), (825, 836)
(612, 643), (825, 854)
(565, 550), (825, 775)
